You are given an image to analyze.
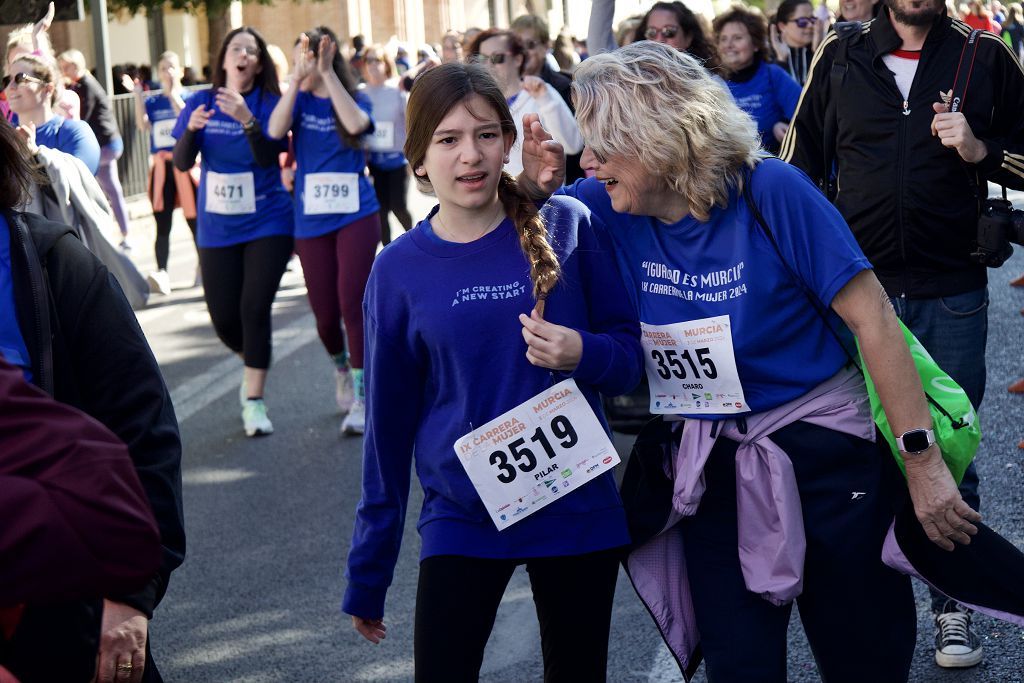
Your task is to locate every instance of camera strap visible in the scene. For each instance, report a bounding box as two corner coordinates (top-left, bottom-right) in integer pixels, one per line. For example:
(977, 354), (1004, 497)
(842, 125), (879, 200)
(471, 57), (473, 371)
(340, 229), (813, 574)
(949, 29), (982, 113)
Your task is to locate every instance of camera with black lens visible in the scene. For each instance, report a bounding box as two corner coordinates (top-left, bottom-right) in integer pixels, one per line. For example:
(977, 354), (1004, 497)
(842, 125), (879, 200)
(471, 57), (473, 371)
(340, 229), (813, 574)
(971, 197), (1024, 268)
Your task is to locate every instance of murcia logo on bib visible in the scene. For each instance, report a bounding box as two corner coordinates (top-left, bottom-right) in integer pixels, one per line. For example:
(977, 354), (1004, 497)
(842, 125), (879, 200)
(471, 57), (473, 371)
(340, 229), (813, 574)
(454, 379), (619, 530)
(641, 314), (748, 414)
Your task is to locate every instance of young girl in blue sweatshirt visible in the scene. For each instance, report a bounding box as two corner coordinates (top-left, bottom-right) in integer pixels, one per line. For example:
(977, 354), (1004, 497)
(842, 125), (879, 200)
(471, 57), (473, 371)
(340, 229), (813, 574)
(343, 62), (642, 680)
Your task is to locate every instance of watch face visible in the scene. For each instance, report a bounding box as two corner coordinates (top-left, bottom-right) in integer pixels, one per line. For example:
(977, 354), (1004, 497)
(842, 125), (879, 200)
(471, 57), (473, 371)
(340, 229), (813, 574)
(902, 429), (930, 453)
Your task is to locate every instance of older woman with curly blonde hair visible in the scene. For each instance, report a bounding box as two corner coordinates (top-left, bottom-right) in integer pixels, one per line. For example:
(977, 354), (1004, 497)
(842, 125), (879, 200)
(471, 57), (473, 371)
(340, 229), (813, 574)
(522, 40), (984, 681)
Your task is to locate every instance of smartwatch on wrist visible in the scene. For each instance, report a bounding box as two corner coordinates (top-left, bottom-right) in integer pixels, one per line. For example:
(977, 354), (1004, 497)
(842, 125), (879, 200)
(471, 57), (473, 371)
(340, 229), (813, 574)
(896, 428), (936, 455)
(242, 117), (258, 132)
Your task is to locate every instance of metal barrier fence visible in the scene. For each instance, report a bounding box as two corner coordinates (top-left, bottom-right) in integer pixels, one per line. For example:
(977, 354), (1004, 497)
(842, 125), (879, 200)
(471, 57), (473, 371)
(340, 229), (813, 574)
(112, 86), (210, 199)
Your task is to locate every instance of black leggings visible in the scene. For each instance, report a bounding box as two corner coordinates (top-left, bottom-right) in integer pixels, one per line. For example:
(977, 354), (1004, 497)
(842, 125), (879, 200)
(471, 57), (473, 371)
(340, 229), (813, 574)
(198, 235), (294, 369)
(414, 548), (622, 683)
(153, 160), (197, 270)
(681, 420), (916, 683)
(369, 164), (413, 245)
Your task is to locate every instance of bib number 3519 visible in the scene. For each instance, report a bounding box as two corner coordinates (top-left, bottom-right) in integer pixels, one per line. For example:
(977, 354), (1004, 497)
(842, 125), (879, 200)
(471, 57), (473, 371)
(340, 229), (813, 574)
(488, 415), (578, 483)
(455, 379), (619, 531)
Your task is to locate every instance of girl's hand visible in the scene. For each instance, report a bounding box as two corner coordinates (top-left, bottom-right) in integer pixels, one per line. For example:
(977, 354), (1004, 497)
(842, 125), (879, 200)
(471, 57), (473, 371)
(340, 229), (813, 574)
(519, 308), (583, 372)
(352, 615), (387, 644)
(292, 33), (317, 85)
(770, 24), (791, 62)
(773, 121), (790, 143)
(121, 73), (139, 94)
(316, 35), (337, 75)
(521, 75), (548, 101)
(16, 121), (38, 155)
(187, 104), (212, 131)
(214, 88), (253, 124)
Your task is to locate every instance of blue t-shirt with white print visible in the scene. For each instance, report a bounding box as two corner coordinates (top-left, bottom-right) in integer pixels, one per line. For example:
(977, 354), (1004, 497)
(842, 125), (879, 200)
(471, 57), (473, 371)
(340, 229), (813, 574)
(725, 60), (801, 154)
(289, 90), (380, 239)
(145, 91), (192, 153)
(559, 158), (872, 418)
(172, 87), (293, 247)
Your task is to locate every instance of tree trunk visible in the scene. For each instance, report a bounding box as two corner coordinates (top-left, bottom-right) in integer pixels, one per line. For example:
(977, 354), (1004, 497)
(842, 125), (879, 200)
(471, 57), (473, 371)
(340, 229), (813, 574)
(207, 7), (230, 78)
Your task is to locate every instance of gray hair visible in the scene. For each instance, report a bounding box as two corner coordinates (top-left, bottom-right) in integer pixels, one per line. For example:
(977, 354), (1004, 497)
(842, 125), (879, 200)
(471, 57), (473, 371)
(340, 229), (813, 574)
(572, 40), (760, 221)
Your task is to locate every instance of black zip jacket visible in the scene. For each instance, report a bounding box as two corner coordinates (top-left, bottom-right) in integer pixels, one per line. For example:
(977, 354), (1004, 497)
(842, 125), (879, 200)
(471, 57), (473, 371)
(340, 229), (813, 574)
(5, 210), (184, 682)
(781, 9), (1024, 299)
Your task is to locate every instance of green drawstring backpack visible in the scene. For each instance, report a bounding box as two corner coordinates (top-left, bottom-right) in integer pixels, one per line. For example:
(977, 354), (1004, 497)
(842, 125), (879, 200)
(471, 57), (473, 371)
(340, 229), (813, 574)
(743, 167), (981, 483)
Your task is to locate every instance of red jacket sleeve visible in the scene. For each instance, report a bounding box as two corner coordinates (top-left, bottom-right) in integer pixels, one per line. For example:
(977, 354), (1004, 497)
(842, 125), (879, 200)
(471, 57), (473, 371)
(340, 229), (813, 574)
(0, 357), (161, 607)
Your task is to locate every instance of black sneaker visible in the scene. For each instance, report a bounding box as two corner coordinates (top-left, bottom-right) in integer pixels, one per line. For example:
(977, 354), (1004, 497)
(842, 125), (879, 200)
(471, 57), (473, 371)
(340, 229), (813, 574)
(934, 600), (983, 668)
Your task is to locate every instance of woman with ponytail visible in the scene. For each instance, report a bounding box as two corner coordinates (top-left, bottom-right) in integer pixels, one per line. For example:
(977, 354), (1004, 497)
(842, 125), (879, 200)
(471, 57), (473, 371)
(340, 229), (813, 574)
(343, 62), (641, 680)
(267, 26), (379, 435)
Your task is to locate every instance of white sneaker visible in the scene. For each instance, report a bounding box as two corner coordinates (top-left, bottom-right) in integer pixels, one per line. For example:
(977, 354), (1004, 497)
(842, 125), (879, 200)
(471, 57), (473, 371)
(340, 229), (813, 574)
(340, 399), (365, 435)
(242, 399), (273, 437)
(335, 366), (355, 413)
(147, 269), (171, 295)
(935, 601), (983, 668)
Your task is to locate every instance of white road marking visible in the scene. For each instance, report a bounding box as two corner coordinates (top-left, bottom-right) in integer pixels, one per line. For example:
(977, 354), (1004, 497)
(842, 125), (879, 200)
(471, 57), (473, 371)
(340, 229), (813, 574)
(170, 313), (318, 423)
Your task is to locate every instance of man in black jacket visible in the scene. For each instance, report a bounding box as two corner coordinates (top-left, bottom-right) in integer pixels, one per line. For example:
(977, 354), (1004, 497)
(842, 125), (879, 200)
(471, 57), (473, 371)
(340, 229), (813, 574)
(782, 0), (1024, 669)
(1, 120), (184, 683)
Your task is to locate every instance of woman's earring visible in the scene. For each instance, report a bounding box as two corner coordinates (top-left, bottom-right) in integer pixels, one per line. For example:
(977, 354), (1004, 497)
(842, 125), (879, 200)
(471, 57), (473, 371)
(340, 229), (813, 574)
(415, 166), (426, 176)
(503, 155), (510, 164)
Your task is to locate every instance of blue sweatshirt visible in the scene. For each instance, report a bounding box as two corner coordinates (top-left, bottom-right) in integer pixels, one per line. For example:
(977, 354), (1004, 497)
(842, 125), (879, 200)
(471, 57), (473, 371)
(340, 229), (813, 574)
(725, 60), (801, 154)
(343, 196), (641, 620)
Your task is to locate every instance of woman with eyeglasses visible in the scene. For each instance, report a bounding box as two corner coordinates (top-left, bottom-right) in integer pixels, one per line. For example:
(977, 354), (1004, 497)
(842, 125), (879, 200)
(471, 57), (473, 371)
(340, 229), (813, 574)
(634, 1), (722, 72)
(519, 40), (1002, 682)
(714, 5), (801, 155)
(127, 51), (198, 295)
(172, 26), (294, 438)
(266, 26), (380, 436)
(344, 61), (640, 680)
(465, 29), (583, 175)
(359, 44), (414, 247)
(3, 54), (99, 173)
(771, 0), (820, 85)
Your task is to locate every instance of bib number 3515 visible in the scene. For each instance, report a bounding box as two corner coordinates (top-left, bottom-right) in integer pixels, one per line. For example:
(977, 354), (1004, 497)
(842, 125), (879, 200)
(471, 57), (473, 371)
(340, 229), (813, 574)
(455, 379), (619, 531)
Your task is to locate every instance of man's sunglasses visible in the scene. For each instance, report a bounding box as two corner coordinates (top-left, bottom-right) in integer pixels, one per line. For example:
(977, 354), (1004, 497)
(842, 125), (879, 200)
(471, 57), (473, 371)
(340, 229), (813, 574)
(788, 17), (819, 28)
(645, 25), (680, 40)
(472, 52), (509, 65)
(2, 72), (45, 89)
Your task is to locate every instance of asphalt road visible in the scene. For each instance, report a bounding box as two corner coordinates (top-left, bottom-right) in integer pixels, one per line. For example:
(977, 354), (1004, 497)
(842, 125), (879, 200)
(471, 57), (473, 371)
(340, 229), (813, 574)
(122, 187), (1024, 682)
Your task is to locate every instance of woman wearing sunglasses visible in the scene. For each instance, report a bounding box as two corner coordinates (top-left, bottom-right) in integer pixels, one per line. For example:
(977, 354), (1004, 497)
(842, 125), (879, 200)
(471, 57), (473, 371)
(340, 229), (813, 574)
(465, 29), (583, 175)
(3, 55), (99, 173)
(771, 0), (820, 85)
(635, 1), (722, 72)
